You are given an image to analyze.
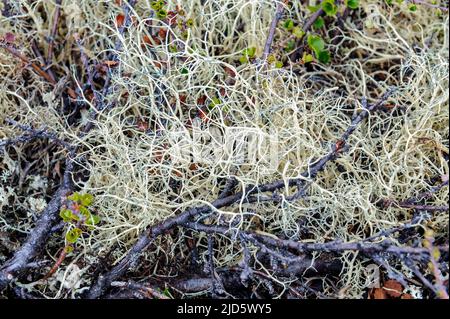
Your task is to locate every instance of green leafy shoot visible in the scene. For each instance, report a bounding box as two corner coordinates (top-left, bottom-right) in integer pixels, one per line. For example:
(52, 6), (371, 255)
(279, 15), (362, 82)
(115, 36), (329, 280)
(267, 54), (276, 64)
(67, 192), (81, 202)
(67, 192), (93, 207)
(162, 287), (172, 298)
(60, 192), (99, 234)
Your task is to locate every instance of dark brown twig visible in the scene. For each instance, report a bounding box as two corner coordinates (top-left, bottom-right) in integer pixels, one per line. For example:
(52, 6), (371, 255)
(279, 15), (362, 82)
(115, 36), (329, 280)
(261, 1), (287, 62)
(46, 0), (62, 65)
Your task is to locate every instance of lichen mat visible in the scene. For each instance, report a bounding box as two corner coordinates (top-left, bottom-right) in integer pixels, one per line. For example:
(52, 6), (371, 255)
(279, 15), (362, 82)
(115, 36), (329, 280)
(0, 0), (448, 299)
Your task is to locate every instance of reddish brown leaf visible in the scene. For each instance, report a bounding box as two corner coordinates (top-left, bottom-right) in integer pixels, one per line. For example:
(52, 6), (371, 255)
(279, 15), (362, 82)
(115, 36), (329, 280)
(371, 288), (387, 299)
(335, 139), (345, 152)
(53, 160), (61, 179)
(158, 28), (167, 39)
(143, 35), (151, 44)
(137, 119), (149, 132)
(4, 32), (16, 43)
(383, 280), (403, 298)
(167, 11), (178, 25)
(103, 60), (119, 67)
(143, 35), (161, 47)
(198, 109), (209, 123)
(197, 95), (207, 105)
(179, 95), (187, 105)
(401, 293), (414, 299)
(116, 14), (125, 27)
(173, 170), (183, 177)
(223, 66), (236, 78)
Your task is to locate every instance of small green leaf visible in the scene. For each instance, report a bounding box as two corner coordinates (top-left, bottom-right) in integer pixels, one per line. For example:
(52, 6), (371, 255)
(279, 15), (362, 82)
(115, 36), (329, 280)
(307, 5), (321, 12)
(283, 19), (294, 30)
(150, 1), (162, 11)
(210, 97), (221, 108)
(157, 9), (167, 19)
(92, 214), (100, 225)
(267, 54), (276, 64)
(292, 26), (305, 38)
(59, 209), (73, 223)
(181, 30), (189, 39)
(186, 18), (194, 28)
(322, 0), (338, 16)
(181, 68), (189, 74)
(239, 56), (248, 64)
(65, 228), (82, 243)
(71, 212), (80, 221)
(385, 0), (393, 4)
(307, 35), (325, 54)
(274, 61), (283, 68)
(302, 53), (314, 64)
(408, 4), (417, 11)
(86, 214), (100, 226)
(243, 47), (256, 58)
(80, 193), (94, 207)
(162, 287), (172, 298)
(79, 206), (91, 219)
(345, 0), (360, 9)
(65, 245), (74, 253)
(313, 17), (325, 29)
(285, 40), (296, 52)
(67, 192), (82, 202)
(317, 50), (331, 64)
